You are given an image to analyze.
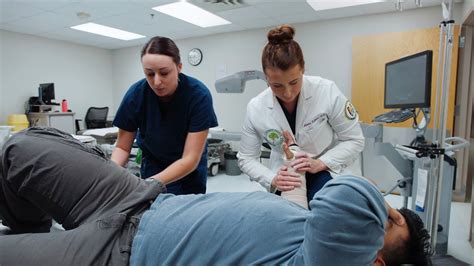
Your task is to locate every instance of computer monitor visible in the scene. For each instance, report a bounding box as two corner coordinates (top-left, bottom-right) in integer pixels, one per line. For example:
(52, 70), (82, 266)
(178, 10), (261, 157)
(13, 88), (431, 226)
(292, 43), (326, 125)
(384, 50), (433, 109)
(38, 83), (55, 105)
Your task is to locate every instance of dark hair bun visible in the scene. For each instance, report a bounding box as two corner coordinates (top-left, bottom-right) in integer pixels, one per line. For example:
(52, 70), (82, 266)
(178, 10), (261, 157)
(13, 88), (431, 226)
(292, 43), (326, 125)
(267, 24), (295, 45)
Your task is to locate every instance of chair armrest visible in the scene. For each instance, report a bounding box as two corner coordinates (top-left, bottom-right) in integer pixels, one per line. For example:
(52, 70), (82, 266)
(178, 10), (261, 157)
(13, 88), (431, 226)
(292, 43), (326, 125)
(75, 119), (83, 134)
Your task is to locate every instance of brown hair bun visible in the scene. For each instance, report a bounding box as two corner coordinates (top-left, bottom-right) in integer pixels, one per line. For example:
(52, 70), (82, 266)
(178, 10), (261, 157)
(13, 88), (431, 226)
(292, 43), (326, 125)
(261, 24), (304, 72)
(267, 24), (295, 45)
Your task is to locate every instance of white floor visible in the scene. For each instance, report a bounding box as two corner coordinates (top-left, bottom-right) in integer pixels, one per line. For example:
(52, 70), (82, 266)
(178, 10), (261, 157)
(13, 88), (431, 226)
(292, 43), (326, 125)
(208, 172), (474, 265)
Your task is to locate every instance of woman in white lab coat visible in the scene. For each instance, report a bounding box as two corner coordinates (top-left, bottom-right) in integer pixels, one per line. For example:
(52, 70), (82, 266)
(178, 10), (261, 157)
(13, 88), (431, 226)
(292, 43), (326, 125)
(237, 25), (365, 204)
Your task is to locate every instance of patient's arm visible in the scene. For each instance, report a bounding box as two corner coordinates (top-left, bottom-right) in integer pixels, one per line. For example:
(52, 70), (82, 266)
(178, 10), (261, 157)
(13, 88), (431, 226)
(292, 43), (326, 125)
(294, 176), (388, 265)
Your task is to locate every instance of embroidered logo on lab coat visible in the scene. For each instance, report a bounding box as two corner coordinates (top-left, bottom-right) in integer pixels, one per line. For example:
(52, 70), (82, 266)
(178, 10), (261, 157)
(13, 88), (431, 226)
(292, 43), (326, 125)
(264, 129), (283, 147)
(345, 101), (357, 120)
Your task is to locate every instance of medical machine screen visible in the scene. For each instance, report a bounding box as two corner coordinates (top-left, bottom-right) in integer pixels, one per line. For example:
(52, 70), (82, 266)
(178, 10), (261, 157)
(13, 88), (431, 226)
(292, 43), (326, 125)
(384, 50), (432, 109)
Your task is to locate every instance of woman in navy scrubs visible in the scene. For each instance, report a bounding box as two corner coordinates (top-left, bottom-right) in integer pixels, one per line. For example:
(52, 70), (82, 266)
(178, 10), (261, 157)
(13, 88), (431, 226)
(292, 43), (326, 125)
(112, 36), (218, 195)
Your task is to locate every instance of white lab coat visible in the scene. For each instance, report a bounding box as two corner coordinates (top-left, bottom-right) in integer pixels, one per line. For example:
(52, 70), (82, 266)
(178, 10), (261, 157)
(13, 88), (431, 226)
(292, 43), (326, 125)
(237, 75), (365, 191)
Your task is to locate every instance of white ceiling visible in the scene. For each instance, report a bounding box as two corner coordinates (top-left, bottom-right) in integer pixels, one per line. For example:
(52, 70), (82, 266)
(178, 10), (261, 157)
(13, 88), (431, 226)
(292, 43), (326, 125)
(0, 0), (446, 50)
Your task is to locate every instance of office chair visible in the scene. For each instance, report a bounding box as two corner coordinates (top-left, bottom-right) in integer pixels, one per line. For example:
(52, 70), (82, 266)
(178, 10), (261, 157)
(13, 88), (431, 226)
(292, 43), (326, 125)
(84, 107), (109, 129)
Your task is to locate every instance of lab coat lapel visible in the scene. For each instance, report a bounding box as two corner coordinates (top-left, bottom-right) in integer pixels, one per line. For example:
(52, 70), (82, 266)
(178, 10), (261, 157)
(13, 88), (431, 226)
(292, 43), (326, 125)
(295, 77), (312, 137)
(269, 94), (292, 135)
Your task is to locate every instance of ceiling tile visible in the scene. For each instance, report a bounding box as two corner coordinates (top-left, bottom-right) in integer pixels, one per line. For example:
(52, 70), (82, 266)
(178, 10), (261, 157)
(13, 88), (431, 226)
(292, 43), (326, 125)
(0, 24), (43, 35)
(50, 2), (140, 21)
(245, 0), (306, 4)
(131, 0), (177, 9)
(253, 1), (313, 17)
(274, 11), (322, 25)
(314, 6), (366, 20)
(46, 26), (105, 42)
(233, 17), (280, 29)
(205, 23), (246, 35)
(94, 37), (147, 50)
(0, 2), (45, 23)
(217, 5), (268, 22)
(12, 11), (80, 30)
(13, 0), (76, 12)
(0, 0), (451, 50)
(95, 12), (199, 37)
(110, 9), (165, 26)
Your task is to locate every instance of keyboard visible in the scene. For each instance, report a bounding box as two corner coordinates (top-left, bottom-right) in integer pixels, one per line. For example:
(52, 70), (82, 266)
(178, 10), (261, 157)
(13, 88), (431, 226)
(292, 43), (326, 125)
(372, 109), (414, 123)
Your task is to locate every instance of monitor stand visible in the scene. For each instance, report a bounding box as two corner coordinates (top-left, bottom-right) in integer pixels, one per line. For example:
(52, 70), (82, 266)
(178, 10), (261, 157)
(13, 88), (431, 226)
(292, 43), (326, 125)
(411, 108), (430, 146)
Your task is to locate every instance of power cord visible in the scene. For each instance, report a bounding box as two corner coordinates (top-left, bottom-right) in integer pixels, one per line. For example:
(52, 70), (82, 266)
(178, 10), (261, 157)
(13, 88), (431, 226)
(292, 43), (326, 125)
(383, 177), (412, 196)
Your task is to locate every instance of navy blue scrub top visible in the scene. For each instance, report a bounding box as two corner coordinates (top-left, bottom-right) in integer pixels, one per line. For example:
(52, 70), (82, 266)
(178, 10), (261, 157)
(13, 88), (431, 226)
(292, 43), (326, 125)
(114, 73), (218, 195)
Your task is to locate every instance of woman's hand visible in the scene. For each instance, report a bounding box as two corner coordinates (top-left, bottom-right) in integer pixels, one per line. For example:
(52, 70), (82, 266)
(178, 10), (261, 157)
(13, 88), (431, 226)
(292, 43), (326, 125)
(290, 153), (328, 174)
(282, 130), (295, 146)
(271, 165), (302, 191)
(281, 130), (296, 160)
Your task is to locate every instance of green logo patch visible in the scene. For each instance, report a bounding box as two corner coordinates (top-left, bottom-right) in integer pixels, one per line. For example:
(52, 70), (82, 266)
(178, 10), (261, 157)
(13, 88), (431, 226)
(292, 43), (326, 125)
(264, 129), (283, 147)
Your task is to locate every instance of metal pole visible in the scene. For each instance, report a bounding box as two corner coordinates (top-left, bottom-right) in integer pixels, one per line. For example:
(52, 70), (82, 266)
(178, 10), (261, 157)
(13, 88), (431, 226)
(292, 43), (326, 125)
(432, 18), (444, 143)
(425, 21), (445, 239)
(427, 0), (454, 251)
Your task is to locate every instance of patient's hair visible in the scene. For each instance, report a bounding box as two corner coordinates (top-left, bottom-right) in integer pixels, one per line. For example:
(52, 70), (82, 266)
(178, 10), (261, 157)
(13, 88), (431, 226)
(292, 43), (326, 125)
(382, 208), (433, 266)
(261, 24), (305, 73)
(141, 36), (181, 65)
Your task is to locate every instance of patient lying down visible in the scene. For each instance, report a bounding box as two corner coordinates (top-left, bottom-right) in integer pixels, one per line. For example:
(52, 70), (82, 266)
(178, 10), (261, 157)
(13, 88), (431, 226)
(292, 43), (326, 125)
(0, 127), (432, 265)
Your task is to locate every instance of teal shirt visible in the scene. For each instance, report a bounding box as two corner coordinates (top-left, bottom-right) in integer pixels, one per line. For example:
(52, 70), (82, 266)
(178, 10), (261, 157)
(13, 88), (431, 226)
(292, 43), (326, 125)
(131, 176), (387, 265)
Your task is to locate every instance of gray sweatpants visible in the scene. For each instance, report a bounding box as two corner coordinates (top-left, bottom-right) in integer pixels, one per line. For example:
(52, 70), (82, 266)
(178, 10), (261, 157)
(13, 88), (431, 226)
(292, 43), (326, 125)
(0, 127), (165, 265)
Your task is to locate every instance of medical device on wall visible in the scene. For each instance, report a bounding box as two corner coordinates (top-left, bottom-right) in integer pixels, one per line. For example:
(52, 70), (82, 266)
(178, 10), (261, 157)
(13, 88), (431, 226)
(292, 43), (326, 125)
(373, 50), (433, 145)
(215, 70), (266, 93)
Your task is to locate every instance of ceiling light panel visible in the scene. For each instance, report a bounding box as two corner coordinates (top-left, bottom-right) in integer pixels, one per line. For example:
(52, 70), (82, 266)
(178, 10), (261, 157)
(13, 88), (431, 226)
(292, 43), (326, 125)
(306, 0), (385, 11)
(70, 23), (146, 41)
(152, 2), (231, 28)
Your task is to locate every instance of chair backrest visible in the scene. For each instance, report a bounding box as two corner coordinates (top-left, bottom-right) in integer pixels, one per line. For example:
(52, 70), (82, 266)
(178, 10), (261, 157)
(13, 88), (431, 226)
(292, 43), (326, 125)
(85, 107), (109, 129)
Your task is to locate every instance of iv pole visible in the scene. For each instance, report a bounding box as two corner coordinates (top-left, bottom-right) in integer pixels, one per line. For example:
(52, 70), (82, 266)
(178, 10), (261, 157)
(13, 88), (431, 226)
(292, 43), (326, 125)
(424, 0), (455, 251)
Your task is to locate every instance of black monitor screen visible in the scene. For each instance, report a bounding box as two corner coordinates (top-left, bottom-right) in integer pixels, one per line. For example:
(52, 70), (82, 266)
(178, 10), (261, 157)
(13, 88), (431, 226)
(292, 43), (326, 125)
(384, 50), (432, 109)
(39, 83), (55, 104)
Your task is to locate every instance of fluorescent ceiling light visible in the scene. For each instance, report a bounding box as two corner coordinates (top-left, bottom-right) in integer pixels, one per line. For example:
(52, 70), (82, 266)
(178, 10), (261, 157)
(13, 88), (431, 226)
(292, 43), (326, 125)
(70, 23), (146, 41)
(306, 0), (384, 11)
(152, 2), (231, 28)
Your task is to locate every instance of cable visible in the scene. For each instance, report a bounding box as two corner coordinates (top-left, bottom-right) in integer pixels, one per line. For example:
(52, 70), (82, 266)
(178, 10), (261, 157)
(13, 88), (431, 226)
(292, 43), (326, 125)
(383, 177), (412, 196)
